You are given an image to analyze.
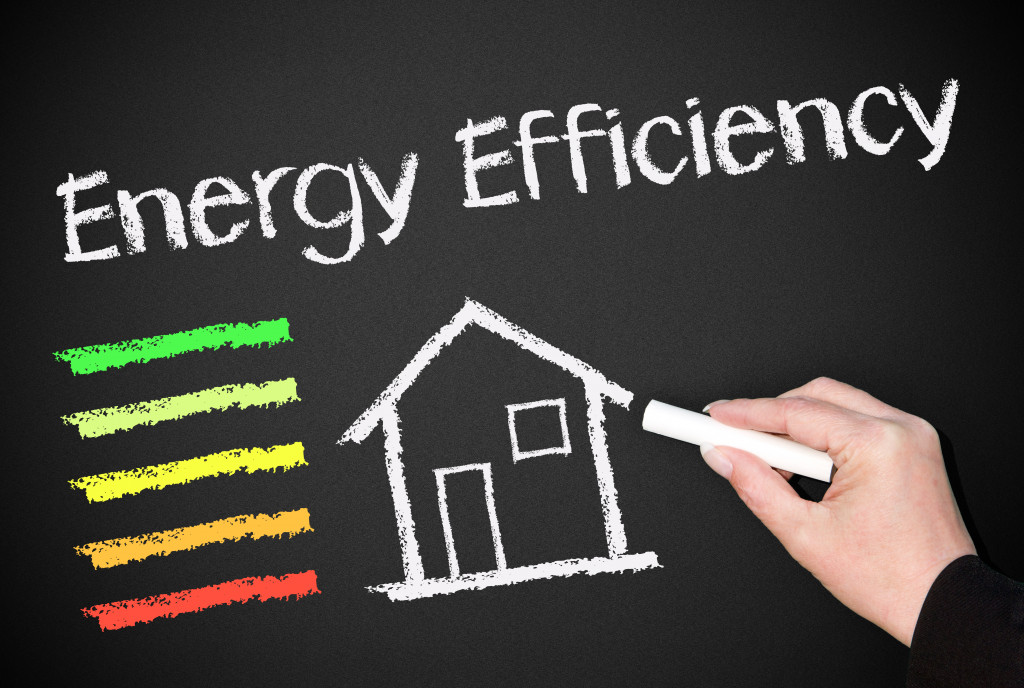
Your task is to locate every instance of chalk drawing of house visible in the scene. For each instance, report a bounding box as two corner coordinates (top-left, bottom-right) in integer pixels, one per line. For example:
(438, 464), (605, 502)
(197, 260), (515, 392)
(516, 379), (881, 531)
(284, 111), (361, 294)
(341, 298), (659, 601)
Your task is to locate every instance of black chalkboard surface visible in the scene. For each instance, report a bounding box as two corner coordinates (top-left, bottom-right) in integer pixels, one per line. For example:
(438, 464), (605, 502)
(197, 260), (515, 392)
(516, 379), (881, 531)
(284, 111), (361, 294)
(11, 2), (1022, 686)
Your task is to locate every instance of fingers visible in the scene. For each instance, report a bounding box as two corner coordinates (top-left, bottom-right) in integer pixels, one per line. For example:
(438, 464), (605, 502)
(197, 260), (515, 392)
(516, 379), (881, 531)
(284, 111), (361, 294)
(708, 396), (880, 468)
(774, 468), (795, 481)
(778, 377), (897, 418)
(701, 445), (817, 550)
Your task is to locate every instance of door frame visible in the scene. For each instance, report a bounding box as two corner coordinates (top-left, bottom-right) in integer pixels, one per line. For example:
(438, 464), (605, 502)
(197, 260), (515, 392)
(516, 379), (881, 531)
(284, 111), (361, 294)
(433, 462), (507, 577)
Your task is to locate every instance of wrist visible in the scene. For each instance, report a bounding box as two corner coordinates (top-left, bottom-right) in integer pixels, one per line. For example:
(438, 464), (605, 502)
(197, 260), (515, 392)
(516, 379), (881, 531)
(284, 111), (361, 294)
(891, 549), (977, 646)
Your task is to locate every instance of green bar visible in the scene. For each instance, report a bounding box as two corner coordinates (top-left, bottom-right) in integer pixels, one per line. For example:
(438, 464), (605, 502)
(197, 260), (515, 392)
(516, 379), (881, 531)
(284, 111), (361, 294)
(53, 318), (292, 375)
(61, 378), (300, 438)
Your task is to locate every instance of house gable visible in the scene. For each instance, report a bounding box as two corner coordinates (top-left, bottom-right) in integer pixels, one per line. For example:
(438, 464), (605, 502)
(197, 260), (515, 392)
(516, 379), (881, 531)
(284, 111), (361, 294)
(340, 298), (633, 445)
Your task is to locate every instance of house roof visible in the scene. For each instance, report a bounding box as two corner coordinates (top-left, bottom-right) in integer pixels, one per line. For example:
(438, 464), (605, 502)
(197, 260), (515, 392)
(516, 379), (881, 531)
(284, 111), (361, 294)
(341, 298), (633, 444)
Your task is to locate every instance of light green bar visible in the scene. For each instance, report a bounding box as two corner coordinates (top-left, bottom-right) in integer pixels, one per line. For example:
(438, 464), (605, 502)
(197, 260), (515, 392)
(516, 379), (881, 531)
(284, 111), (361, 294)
(69, 442), (307, 503)
(61, 378), (300, 438)
(53, 318), (292, 376)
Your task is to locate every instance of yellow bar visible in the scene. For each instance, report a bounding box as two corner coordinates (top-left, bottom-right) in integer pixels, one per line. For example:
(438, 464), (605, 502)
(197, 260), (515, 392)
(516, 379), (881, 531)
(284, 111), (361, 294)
(69, 443), (306, 503)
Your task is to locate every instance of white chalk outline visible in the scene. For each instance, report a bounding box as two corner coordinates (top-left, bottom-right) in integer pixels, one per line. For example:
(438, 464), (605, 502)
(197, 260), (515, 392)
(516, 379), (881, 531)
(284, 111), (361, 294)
(434, 463), (507, 577)
(341, 298), (659, 600)
(370, 552), (661, 601)
(506, 397), (572, 461)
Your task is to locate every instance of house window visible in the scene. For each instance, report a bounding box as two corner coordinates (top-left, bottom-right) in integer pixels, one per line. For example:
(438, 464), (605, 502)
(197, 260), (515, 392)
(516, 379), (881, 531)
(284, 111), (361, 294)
(505, 397), (572, 462)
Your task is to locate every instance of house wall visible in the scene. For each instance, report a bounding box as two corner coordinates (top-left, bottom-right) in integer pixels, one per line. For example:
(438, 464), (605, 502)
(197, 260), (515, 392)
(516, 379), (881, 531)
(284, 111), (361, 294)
(395, 327), (611, 579)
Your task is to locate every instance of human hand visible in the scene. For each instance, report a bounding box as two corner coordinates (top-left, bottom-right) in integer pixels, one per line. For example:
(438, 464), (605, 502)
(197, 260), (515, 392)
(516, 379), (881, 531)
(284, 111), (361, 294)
(699, 377), (976, 646)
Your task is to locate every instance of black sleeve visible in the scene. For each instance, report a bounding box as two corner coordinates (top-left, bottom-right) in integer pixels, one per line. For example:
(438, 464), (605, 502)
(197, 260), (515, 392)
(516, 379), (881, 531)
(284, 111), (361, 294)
(906, 554), (1024, 688)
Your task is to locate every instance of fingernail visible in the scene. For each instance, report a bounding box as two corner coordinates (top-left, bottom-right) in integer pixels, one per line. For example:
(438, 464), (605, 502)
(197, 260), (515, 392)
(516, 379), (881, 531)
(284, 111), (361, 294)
(702, 400), (730, 413)
(700, 444), (733, 480)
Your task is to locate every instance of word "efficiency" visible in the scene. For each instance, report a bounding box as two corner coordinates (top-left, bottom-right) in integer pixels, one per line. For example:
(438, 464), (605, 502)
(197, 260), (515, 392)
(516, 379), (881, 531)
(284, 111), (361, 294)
(455, 79), (958, 207)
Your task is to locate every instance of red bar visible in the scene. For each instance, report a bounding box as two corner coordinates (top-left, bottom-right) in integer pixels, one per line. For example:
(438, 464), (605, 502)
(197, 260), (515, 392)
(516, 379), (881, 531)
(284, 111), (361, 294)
(82, 570), (320, 630)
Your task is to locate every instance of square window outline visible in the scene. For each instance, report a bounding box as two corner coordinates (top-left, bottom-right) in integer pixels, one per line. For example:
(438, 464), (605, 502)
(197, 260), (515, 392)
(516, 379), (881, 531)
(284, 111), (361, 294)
(505, 397), (572, 462)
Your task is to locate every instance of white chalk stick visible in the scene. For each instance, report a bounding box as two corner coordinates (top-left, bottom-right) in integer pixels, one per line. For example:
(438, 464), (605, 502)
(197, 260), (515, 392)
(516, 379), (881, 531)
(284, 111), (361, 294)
(642, 400), (834, 482)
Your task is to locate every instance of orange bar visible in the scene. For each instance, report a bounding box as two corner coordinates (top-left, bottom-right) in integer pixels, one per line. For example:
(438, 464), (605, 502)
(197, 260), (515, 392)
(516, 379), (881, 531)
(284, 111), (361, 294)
(75, 508), (312, 569)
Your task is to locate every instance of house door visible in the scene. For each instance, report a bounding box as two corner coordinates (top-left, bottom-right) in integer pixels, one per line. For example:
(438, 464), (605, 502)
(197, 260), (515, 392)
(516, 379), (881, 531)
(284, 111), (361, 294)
(434, 463), (507, 577)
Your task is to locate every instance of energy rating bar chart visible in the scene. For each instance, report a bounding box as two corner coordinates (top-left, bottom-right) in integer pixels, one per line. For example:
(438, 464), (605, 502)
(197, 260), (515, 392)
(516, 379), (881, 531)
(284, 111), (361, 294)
(56, 317), (320, 630)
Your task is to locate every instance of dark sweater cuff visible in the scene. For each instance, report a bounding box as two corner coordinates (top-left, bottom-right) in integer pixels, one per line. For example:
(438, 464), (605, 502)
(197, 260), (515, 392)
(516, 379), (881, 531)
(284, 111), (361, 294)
(907, 554), (1023, 687)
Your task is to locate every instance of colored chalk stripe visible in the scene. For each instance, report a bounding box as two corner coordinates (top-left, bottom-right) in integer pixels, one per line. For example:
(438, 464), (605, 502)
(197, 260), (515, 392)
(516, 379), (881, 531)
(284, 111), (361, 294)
(54, 318), (292, 375)
(82, 570), (320, 631)
(69, 442), (306, 503)
(75, 508), (313, 569)
(61, 378), (300, 438)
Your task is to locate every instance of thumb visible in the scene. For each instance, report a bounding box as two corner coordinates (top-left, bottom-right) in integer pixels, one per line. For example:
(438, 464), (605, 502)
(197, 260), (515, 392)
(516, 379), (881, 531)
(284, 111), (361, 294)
(700, 444), (814, 545)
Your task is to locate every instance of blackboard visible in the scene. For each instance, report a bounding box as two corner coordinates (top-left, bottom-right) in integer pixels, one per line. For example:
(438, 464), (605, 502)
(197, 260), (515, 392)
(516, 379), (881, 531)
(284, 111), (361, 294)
(12, 2), (1022, 686)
